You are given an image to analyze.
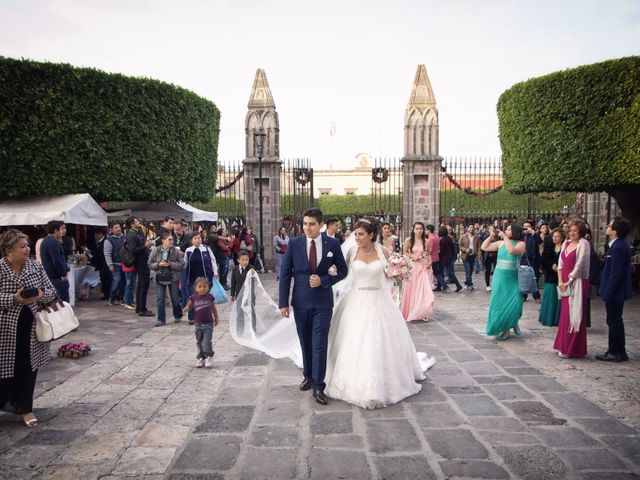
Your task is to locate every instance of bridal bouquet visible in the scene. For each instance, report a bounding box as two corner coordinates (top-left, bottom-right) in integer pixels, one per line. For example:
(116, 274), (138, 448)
(384, 253), (412, 287)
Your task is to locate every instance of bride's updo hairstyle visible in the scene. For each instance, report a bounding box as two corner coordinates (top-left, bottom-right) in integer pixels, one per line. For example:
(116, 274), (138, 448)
(353, 217), (380, 243)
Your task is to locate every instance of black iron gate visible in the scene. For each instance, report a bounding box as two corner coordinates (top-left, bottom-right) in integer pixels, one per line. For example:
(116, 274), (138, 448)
(281, 158), (314, 236)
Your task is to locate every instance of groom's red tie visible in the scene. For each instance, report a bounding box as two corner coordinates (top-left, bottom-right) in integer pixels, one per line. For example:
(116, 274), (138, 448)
(309, 238), (317, 274)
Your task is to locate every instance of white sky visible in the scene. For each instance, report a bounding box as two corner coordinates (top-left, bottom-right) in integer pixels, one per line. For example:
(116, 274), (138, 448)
(1, 0), (639, 169)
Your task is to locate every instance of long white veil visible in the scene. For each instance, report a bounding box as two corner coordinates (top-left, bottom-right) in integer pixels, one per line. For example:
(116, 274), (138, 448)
(229, 270), (303, 367)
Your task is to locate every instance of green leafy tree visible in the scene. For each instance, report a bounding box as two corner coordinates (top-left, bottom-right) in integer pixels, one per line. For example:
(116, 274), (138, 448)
(0, 57), (219, 202)
(498, 56), (640, 236)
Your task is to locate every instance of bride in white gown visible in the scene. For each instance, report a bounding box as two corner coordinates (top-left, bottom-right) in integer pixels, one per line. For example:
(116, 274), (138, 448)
(229, 218), (435, 409)
(325, 218), (435, 409)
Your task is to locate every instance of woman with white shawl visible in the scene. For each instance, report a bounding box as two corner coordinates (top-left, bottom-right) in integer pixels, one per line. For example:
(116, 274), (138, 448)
(553, 218), (591, 358)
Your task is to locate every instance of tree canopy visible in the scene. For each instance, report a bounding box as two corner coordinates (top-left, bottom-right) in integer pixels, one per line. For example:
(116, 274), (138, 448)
(0, 56), (220, 202)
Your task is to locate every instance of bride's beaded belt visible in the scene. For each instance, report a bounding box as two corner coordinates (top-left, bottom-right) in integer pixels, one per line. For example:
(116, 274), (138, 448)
(357, 286), (380, 291)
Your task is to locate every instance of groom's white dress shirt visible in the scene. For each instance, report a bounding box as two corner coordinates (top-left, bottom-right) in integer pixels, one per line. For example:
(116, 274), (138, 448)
(306, 235), (322, 269)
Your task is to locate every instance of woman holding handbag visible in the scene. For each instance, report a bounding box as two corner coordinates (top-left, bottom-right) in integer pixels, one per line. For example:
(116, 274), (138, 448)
(0, 229), (57, 428)
(553, 219), (590, 358)
(482, 224), (526, 340)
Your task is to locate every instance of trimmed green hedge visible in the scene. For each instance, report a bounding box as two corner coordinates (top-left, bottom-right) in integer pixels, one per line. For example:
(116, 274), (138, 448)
(0, 56), (219, 201)
(440, 189), (576, 216)
(318, 194), (403, 217)
(497, 56), (640, 193)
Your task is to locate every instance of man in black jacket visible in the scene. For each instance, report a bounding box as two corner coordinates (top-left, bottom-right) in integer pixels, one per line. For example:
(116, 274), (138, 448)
(40, 220), (70, 302)
(126, 217), (154, 316)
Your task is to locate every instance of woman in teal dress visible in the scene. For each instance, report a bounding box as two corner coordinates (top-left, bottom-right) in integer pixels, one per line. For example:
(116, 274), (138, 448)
(481, 224), (526, 340)
(538, 228), (564, 326)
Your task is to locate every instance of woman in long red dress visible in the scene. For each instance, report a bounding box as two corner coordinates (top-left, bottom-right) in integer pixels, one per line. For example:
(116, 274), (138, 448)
(553, 219), (590, 358)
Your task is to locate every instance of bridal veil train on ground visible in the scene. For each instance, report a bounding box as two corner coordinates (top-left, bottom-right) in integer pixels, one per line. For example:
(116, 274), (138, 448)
(229, 237), (435, 408)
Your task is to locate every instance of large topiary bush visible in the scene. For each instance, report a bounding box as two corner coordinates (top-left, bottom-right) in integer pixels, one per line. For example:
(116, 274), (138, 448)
(0, 56), (220, 202)
(498, 56), (640, 234)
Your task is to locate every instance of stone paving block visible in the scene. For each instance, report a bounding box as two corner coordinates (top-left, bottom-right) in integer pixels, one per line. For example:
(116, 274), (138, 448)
(492, 357), (531, 367)
(112, 446), (176, 475)
(374, 455), (437, 479)
(311, 411), (353, 435)
(234, 352), (271, 366)
(442, 385), (484, 395)
(237, 446), (297, 479)
(215, 386), (260, 405)
(133, 424), (190, 447)
(312, 434), (364, 449)
(40, 413), (101, 431)
(360, 401), (406, 419)
(167, 474), (225, 480)
(403, 382), (447, 403)
(450, 394), (507, 416)
(460, 361), (503, 376)
(249, 425), (299, 447)
(496, 445), (567, 480)
(428, 365), (463, 376)
(579, 473), (640, 480)
(479, 430), (541, 446)
(424, 428), (489, 459)
(600, 434), (640, 464)
(87, 413), (148, 434)
(469, 416), (529, 432)
(504, 367), (543, 376)
(411, 403), (466, 429)
(18, 429), (84, 446)
(447, 350), (485, 363)
(557, 448), (629, 471)
(62, 434), (126, 463)
(518, 375), (567, 392)
(310, 397), (354, 412)
(229, 365), (268, 378)
(35, 463), (116, 480)
(484, 383), (535, 400)
(310, 448), (370, 479)
(439, 459), (510, 479)
(254, 402), (301, 426)
(429, 371), (477, 387)
(0, 444), (67, 469)
(367, 419), (422, 454)
(504, 401), (567, 426)
(542, 392), (609, 417)
(531, 426), (600, 448)
(195, 406), (254, 433)
(172, 435), (241, 472)
(475, 375), (516, 384)
(576, 418), (638, 435)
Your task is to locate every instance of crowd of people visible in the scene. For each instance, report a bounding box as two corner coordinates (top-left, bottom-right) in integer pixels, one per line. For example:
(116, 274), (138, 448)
(0, 210), (635, 426)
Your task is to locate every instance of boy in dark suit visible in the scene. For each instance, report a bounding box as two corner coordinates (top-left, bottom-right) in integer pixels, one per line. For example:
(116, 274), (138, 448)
(596, 217), (633, 362)
(230, 250), (255, 335)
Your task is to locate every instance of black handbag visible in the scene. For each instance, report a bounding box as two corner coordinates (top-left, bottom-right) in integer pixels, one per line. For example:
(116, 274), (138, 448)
(156, 267), (173, 285)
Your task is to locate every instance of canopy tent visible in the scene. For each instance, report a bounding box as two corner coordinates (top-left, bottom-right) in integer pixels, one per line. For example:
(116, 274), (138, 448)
(177, 201), (218, 222)
(0, 193), (108, 226)
(105, 201), (218, 223)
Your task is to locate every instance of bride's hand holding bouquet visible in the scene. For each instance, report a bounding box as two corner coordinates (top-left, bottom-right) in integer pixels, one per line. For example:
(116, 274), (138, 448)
(384, 253), (412, 289)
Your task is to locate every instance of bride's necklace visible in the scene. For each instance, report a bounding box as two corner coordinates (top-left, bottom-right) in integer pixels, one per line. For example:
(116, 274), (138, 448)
(360, 247), (375, 256)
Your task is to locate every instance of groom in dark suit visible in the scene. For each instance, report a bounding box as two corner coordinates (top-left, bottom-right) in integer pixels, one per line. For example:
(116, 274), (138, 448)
(279, 208), (348, 405)
(596, 217), (633, 362)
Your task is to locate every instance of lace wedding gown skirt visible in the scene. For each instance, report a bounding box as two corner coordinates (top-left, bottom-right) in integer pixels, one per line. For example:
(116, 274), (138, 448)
(325, 259), (435, 409)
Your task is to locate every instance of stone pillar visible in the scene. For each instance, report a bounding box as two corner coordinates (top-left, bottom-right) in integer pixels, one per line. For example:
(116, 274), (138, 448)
(585, 191), (621, 253)
(243, 69), (282, 270)
(400, 65), (442, 239)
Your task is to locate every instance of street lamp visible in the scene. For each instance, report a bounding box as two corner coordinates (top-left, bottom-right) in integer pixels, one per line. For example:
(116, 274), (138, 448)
(254, 128), (267, 264)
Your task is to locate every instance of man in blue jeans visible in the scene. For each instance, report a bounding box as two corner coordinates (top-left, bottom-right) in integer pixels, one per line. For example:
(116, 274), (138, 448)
(459, 224), (480, 291)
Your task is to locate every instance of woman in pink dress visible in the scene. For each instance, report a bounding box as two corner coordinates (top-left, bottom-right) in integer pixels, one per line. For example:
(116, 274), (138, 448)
(401, 222), (435, 322)
(553, 218), (590, 358)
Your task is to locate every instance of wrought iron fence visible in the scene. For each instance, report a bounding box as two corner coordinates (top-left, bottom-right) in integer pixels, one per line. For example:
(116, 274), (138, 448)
(281, 158), (314, 236)
(194, 160), (246, 231)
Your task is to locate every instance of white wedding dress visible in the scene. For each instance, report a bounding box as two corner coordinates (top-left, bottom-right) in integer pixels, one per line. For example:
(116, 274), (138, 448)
(324, 244), (436, 409)
(229, 241), (435, 409)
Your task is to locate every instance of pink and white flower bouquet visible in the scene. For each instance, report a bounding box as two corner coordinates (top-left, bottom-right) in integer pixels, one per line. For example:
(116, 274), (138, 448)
(384, 253), (413, 286)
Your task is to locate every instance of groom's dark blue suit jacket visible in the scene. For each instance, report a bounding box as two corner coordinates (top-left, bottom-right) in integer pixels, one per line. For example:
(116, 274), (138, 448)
(599, 238), (632, 303)
(278, 234), (348, 310)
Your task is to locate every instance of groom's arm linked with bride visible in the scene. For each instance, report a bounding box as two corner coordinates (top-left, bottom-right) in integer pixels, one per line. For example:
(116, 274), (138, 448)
(278, 210), (348, 405)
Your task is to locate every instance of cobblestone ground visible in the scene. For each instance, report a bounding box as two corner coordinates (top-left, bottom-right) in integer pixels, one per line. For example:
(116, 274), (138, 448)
(1, 272), (639, 479)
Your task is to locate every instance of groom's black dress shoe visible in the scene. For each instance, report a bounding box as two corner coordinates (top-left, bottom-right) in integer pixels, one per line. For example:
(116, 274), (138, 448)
(300, 378), (312, 391)
(313, 390), (328, 405)
(595, 351), (629, 362)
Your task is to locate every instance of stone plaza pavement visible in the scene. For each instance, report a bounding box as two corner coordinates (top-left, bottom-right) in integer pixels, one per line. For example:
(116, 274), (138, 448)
(1, 272), (639, 479)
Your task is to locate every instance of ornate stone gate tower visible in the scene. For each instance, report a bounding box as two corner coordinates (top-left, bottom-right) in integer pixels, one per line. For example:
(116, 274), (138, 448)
(401, 64), (442, 238)
(243, 68), (282, 268)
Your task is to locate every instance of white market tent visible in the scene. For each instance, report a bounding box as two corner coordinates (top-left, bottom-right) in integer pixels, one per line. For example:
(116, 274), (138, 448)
(177, 201), (218, 222)
(0, 193), (108, 226)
